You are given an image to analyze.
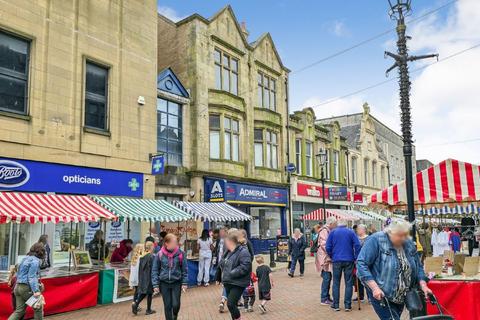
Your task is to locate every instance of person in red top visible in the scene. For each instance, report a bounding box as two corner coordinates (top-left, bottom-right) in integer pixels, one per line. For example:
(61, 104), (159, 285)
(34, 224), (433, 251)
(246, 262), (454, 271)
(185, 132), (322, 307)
(111, 239), (133, 263)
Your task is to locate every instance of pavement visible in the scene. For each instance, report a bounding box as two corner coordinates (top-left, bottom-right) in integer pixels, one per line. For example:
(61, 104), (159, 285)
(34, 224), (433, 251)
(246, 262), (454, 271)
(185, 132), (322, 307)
(48, 260), (378, 320)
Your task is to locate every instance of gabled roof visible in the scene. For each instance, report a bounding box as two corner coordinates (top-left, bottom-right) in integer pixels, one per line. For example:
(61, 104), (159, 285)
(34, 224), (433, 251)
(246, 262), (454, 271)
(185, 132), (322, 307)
(340, 125), (361, 149)
(157, 67), (189, 99)
(250, 32), (290, 72)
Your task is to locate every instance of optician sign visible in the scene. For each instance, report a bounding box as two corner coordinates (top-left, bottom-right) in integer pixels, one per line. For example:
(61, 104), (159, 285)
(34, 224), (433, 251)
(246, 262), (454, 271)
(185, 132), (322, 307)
(205, 178), (287, 206)
(0, 157), (143, 197)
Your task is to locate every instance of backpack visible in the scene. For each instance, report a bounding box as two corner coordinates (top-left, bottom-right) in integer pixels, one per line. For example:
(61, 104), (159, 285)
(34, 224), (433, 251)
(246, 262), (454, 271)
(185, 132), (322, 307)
(157, 249), (183, 268)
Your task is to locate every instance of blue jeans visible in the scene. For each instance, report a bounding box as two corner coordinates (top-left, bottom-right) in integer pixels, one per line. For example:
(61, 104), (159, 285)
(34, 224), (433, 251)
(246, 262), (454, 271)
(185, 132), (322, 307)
(290, 255), (305, 275)
(321, 271), (332, 301)
(371, 298), (404, 320)
(332, 262), (354, 309)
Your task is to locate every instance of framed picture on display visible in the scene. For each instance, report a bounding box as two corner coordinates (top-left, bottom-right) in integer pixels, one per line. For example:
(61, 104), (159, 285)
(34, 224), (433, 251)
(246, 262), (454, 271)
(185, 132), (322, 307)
(72, 250), (92, 268)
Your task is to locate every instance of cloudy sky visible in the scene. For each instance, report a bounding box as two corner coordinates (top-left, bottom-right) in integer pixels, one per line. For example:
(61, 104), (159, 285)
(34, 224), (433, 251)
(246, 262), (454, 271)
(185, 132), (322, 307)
(157, 0), (480, 165)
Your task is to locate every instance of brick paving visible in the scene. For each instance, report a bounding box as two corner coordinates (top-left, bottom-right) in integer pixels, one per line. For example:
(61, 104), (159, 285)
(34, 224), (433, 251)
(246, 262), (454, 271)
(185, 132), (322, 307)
(48, 262), (377, 320)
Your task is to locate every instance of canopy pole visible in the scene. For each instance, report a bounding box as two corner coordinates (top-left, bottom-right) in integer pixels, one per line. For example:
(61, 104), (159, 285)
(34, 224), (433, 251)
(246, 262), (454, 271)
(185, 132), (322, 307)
(101, 219), (107, 262)
(149, 221), (152, 236)
(127, 220), (131, 239)
(68, 221), (73, 272)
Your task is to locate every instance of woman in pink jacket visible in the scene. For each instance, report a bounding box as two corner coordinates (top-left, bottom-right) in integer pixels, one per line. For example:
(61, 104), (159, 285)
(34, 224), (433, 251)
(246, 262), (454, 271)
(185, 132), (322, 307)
(316, 217), (337, 306)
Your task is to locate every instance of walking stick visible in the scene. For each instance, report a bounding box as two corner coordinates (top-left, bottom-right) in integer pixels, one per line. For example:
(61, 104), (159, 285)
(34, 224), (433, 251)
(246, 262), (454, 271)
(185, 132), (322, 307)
(355, 273), (361, 310)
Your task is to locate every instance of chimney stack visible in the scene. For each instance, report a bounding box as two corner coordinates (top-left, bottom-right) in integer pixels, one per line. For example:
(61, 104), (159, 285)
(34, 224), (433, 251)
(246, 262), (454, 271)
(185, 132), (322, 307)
(240, 21), (249, 39)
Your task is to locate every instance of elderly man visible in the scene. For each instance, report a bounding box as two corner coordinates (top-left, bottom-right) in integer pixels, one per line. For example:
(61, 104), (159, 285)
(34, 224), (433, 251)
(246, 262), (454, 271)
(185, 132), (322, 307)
(326, 220), (361, 312)
(288, 228), (307, 277)
(316, 217), (337, 306)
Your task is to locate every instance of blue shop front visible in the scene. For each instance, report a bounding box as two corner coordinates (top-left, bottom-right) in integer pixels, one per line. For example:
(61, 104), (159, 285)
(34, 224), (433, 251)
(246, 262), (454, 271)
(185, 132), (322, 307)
(204, 177), (287, 254)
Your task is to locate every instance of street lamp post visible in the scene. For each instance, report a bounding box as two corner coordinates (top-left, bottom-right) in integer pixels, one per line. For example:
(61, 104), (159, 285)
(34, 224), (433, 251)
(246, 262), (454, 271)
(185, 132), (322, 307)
(316, 149), (327, 223)
(385, 0), (438, 240)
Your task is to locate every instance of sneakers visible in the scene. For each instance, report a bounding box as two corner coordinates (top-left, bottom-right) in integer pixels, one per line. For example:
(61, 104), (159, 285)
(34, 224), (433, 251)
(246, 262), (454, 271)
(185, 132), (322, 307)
(247, 305), (253, 313)
(353, 297), (365, 302)
(131, 303), (138, 315)
(320, 299), (332, 306)
(219, 302), (225, 313)
(330, 305), (340, 312)
(345, 308), (352, 312)
(259, 304), (267, 314)
(145, 309), (156, 315)
(288, 272), (294, 278)
(299, 273), (304, 277)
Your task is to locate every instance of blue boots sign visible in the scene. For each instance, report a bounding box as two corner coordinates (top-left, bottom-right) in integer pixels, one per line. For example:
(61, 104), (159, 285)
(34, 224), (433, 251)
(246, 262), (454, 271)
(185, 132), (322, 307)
(0, 157), (143, 197)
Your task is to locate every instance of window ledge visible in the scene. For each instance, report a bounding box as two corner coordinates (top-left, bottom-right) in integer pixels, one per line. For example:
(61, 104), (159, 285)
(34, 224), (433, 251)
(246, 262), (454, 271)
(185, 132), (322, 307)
(255, 166), (281, 173)
(209, 158), (245, 166)
(0, 110), (31, 121)
(254, 107), (280, 116)
(83, 126), (111, 137)
(209, 89), (243, 101)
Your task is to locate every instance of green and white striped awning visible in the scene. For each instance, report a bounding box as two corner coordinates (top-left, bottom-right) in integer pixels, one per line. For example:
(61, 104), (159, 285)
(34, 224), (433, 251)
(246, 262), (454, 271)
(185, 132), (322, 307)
(91, 196), (191, 222)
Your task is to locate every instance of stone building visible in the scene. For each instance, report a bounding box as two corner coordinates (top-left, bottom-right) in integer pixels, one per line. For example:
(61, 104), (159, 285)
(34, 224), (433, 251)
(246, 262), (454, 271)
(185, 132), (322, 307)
(288, 108), (350, 231)
(318, 104), (390, 202)
(318, 103), (416, 186)
(0, 0), (158, 263)
(157, 6), (290, 252)
(416, 159), (434, 172)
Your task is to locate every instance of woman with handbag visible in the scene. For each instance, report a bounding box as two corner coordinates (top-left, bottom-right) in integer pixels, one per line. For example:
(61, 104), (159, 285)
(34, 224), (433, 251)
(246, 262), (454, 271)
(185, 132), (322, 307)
(357, 219), (433, 320)
(9, 243), (45, 320)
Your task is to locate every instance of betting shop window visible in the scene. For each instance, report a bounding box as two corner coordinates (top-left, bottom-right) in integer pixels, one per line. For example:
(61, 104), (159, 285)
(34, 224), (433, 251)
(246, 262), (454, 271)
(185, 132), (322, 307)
(85, 61), (109, 130)
(157, 98), (183, 166)
(0, 30), (30, 115)
(250, 207), (281, 239)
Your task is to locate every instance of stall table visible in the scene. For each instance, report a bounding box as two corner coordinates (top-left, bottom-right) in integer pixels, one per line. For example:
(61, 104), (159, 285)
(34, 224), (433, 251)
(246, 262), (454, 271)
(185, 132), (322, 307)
(427, 279), (480, 320)
(0, 271), (99, 320)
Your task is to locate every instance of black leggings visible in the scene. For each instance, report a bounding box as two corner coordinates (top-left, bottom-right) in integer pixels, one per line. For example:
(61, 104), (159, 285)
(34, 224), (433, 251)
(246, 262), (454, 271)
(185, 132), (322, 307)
(135, 293), (152, 311)
(224, 284), (245, 320)
(160, 282), (182, 320)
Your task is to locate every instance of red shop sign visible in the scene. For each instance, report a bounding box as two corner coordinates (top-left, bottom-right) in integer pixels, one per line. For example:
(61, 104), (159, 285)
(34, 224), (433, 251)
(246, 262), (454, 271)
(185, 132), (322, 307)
(297, 183), (328, 198)
(353, 192), (364, 203)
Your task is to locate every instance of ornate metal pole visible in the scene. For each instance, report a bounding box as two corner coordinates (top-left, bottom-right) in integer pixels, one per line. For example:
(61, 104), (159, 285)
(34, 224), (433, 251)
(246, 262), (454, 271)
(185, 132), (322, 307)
(385, 0), (438, 240)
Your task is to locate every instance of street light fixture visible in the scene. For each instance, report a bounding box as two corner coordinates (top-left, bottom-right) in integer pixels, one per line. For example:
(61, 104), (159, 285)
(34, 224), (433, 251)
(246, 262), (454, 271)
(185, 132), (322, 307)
(316, 148), (327, 223)
(385, 0), (438, 240)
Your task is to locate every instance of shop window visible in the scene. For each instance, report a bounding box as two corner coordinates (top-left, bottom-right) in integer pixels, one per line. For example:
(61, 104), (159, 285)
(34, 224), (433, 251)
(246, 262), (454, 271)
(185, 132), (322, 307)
(295, 139), (302, 174)
(305, 141), (313, 176)
(0, 30), (30, 115)
(214, 48), (238, 95)
(85, 61), (109, 130)
(0, 224), (11, 270)
(257, 72), (276, 111)
(209, 114), (221, 159)
(157, 98), (182, 166)
(250, 207), (281, 239)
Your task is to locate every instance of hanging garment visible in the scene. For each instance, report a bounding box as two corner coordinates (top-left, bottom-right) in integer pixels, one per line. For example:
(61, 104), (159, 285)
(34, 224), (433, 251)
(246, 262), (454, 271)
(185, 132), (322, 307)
(438, 231), (451, 256)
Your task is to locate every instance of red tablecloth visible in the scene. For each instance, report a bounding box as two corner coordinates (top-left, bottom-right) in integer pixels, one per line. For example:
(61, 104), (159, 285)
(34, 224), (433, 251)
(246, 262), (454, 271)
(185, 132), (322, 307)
(0, 272), (99, 320)
(428, 279), (480, 320)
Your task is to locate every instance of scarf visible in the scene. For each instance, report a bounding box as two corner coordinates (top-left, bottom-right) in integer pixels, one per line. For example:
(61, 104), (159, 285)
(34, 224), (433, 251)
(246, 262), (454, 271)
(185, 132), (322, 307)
(161, 246), (179, 268)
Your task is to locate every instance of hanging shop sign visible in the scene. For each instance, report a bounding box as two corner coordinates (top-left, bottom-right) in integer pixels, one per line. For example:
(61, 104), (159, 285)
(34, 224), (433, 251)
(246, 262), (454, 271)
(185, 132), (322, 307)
(328, 187), (348, 201)
(0, 157), (143, 197)
(205, 178), (287, 206)
(151, 155), (165, 175)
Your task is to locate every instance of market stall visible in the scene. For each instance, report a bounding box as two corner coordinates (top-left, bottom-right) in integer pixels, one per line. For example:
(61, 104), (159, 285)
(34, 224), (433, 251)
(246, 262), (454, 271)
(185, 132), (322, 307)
(0, 192), (116, 319)
(90, 196), (191, 303)
(368, 159), (480, 319)
(175, 201), (252, 286)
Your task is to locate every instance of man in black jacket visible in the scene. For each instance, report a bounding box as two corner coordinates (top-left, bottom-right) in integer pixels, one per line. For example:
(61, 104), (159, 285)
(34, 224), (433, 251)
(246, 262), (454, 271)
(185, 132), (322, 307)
(288, 228), (307, 277)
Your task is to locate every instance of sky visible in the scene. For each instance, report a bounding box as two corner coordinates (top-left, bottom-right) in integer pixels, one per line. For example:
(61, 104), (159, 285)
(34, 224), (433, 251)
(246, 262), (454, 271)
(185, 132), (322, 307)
(157, 0), (480, 165)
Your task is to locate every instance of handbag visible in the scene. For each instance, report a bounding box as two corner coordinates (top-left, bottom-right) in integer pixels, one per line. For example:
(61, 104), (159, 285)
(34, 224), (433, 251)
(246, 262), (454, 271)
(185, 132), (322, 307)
(405, 289), (423, 313)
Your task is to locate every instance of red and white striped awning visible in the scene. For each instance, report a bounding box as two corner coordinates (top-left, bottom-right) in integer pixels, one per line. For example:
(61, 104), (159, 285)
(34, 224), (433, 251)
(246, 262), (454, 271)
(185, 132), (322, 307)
(0, 192), (117, 224)
(369, 159), (480, 206)
(302, 208), (359, 221)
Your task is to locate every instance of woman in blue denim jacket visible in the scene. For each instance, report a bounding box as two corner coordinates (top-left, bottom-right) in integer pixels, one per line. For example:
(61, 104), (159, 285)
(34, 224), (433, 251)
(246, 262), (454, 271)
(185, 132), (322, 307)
(357, 219), (432, 320)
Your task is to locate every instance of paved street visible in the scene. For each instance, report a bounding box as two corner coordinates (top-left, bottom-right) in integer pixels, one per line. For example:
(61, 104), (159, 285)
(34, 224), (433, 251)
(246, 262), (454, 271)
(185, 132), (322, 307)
(48, 262), (377, 320)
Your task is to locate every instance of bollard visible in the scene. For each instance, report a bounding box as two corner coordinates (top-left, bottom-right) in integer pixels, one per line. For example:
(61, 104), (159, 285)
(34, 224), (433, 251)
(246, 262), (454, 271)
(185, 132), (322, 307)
(269, 244), (276, 268)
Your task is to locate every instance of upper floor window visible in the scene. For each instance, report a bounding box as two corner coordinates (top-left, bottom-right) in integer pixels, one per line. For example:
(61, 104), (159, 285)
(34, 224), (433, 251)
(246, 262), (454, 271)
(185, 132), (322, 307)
(372, 161), (377, 187)
(85, 61), (108, 130)
(209, 114), (240, 161)
(157, 98), (182, 166)
(254, 129), (278, 169)
(364, 159), (369, 185)
(333, 151), (339, 181)
(214, 49), (238, 95)
(295, 139), (302, 174)
(224, 117), (240, 161)
(0, 31), (30, 115)
(257, 72), (276, 111)
(305, 142), (313, 176)
(324, 150), (330, 180)
(351, 157), (357, 184)
(380, 165), (386, 188)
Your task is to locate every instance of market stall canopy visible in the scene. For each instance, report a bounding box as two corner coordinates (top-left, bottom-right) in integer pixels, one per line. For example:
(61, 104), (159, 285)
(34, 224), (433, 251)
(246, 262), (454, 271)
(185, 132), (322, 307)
(91, 196), (191, 222)
(417, 204), (480, 215)
(0, 192), (116, 224)
(302, 208), (359, 221)
(175, 201), (251, 222)
(359, 211), (388, 222)
(369, 159), (480, 206)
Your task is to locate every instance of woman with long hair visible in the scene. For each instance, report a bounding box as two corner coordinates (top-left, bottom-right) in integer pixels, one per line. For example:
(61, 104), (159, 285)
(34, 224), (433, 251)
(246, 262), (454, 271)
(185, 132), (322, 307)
(129, 243), (144, 311)
(37, 235), (50, 269)
(8, 243), (46, 320)
(197, 229), (213, 286)
(132, 241), (155, 315)
(152, 234), (188, 320)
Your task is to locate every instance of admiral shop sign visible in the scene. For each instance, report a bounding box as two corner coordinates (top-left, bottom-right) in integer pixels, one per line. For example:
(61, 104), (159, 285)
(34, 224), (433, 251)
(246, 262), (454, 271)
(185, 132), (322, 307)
(0, 160), (30, 188)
